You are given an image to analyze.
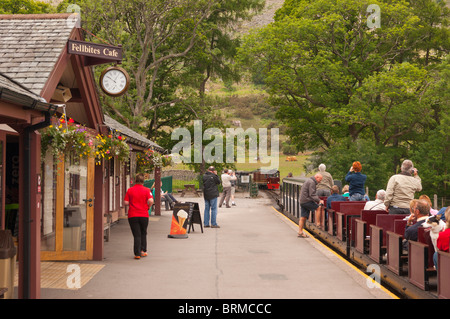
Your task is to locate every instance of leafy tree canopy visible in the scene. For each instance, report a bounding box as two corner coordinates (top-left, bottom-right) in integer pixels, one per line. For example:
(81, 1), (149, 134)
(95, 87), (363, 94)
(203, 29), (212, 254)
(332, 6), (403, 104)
(238, 0), (449, 199)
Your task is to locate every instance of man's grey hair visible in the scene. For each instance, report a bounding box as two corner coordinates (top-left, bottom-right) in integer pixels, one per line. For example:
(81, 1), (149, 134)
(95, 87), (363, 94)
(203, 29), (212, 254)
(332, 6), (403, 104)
(401, 160), (414, 172)
(318, 163), (326, 172)
(376, 189), (386, 200)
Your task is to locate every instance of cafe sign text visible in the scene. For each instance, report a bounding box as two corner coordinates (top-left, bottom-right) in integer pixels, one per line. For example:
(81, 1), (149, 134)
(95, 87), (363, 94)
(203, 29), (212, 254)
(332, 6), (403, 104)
(68, 40), (122, 62)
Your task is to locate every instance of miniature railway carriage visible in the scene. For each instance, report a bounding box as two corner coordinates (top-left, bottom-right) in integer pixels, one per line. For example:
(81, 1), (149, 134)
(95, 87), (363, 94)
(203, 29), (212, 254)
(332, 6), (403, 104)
(252, 169), (280, 190)
(280, 177), (449, 299)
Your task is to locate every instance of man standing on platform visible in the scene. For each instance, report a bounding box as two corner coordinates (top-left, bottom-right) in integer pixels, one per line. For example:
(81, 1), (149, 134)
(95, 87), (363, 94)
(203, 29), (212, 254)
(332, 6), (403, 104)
(219, 169), (237, 208)
(203, 166), (221, 228)
(298, 173), (324, 238)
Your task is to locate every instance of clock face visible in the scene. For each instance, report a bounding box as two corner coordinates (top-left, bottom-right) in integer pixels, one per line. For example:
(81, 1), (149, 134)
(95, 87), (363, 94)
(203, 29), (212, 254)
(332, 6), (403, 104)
(100, 67), (129, 96)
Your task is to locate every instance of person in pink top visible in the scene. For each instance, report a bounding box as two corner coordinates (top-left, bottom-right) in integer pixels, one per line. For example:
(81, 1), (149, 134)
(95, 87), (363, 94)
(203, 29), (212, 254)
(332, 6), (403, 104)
(124, 173), (154, 259)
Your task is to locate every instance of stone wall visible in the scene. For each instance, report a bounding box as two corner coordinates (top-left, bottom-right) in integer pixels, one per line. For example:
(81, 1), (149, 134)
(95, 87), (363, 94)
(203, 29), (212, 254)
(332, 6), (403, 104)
(146, 169), (198, 181)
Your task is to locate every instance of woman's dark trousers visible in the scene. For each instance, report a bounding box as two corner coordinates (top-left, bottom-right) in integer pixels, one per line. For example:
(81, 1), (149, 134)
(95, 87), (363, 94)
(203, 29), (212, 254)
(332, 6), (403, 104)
(128, 217), (149, 256)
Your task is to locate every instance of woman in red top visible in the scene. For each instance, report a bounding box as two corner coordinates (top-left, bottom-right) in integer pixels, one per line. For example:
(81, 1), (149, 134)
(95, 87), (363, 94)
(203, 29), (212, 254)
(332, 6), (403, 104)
(124, 173), (153, 259)
(434, 207), (450, 269)
(437, 207), (450, 252)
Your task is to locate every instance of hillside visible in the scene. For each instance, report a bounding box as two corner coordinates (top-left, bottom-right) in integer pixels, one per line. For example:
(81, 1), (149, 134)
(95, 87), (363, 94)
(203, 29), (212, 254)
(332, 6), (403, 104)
(239, 0), (285, 31)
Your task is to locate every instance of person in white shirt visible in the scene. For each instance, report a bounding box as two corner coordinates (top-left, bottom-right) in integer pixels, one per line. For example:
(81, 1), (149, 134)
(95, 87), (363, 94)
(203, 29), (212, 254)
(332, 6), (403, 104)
(219, 169), (237, 208)
(229, 170), (237, 206)
(364, 189), (386, 211)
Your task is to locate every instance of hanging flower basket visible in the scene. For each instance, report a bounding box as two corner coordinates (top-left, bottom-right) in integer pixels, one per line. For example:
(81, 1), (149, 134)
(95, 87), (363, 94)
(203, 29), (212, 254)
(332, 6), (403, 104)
(40, 115), (130, 164)
(136, 148), (173, 173)
(41, 115), (94, 160)
(94, 133), (130, 164)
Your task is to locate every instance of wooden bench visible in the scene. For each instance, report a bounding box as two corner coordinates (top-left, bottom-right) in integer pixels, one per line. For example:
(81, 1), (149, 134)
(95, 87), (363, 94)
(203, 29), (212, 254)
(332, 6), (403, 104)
(327, 201), (349, 236)
(104, 212), (112, 242)
(385, 219), (408, 275)
(418, 226), (436, 269)
(180, 184), (200, 197)
(336, 202), (366, 242)
(386, 230), (406, 276)
(409, 239), (432, 290)
(354, 210), (388, 254)
(394, 219), (407, 236)
(437, 251), (450, 299)
(369, 214), (406, 264)
(407, 227), (437, 291)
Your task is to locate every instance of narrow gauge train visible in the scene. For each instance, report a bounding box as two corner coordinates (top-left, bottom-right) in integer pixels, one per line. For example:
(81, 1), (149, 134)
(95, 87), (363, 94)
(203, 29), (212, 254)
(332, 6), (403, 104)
(279, 177), (449, 299)
(236, 169), (280, 190)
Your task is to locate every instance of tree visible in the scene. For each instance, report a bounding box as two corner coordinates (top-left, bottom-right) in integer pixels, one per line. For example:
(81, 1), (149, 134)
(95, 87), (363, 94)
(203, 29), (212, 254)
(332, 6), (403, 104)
(59, 0), (220, 133)
(238, 0), (449, 198)
(58, 0), (265, 149)
(0, 0), (54, 14)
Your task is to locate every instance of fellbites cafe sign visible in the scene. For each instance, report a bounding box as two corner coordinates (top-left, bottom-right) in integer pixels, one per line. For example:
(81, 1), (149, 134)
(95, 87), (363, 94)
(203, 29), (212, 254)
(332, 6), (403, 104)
(68, 40), (122, 61)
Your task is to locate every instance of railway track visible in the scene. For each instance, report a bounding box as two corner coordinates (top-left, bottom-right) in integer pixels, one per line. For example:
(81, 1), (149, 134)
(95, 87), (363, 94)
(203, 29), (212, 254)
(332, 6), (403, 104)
(263, 188), (437, 299)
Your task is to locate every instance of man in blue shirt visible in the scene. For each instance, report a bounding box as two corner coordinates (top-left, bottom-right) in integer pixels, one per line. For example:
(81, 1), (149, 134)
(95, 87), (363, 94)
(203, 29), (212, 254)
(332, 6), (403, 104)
(326, 185), (346, 210)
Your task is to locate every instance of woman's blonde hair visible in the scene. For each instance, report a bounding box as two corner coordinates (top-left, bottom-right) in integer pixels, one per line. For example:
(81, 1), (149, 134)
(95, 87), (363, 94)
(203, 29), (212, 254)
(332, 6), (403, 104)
(409, 199), (418, 213)
(419, 195), (432, 206)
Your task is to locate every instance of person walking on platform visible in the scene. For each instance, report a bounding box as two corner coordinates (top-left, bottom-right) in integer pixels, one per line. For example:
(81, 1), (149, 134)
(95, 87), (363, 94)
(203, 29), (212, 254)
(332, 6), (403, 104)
(203, 166), (221, 228)
(298, 173), (324, 238)
(345, 161), (367, 201)
(219, 168), (236, 208)
(124, 173), (154, 259)
(384, 159), (422, 214)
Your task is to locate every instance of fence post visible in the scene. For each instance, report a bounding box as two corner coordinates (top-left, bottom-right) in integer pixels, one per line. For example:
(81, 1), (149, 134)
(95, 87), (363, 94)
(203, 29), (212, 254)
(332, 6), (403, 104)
(155, 167), (161, 216)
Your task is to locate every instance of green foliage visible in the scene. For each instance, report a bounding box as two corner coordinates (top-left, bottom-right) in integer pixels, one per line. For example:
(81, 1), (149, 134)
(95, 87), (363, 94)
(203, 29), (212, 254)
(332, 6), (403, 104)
(0, 0), (54, 14)
(238, 0), (450, 199)
(56, 0), (265, 147)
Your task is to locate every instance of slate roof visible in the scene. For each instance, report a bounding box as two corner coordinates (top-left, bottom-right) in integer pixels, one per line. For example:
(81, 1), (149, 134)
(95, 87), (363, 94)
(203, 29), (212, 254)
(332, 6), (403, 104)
(104, 115), (165, 152)
(0, 14), (163, 149)
(0, 72), (45, 101)
(0, 72), (57, 113)
(0, 14), (77, 96)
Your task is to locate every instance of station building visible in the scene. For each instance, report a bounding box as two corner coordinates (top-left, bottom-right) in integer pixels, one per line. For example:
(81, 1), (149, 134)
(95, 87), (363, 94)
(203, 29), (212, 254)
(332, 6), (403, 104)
(0, 13), (162, 298)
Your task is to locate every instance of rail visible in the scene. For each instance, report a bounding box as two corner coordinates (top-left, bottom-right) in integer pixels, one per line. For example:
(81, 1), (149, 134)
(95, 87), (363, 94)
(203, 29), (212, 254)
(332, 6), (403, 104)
(280, 177), (307, 222)
(279, 178), (445, 299)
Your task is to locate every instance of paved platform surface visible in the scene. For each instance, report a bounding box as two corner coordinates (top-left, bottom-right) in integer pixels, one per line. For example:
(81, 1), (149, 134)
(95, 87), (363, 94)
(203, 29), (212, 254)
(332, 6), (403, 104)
(39, 192), (396, 300)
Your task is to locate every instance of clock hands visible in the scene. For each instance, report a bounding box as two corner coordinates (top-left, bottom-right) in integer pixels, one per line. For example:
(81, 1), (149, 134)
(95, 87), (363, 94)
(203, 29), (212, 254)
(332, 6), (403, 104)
(100, 67), (129, 96)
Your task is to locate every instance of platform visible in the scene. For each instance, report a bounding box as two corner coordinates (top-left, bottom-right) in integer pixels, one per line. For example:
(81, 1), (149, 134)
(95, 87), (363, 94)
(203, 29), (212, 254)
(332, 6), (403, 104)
(38, 192), (396, 300)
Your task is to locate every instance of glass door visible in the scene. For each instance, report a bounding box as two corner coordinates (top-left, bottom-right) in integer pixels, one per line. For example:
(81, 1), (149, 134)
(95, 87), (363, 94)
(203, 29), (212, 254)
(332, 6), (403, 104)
(41, 154), (95, 260)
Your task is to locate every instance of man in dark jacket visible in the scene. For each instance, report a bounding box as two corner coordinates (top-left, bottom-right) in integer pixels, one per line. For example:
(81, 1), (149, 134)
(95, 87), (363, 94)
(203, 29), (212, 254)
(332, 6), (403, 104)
(203, 166), (221, 228)
(404, 199), (430, 242)
(298, 173), (324, 238)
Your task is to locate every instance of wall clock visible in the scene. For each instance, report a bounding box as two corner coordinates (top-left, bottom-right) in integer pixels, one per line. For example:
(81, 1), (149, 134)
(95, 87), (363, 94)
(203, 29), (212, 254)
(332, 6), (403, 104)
(99, 66), (130, 97)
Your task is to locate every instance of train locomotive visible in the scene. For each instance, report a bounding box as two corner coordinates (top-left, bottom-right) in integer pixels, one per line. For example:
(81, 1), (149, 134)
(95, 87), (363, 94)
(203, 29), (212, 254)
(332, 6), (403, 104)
(236, 169), (280, 190)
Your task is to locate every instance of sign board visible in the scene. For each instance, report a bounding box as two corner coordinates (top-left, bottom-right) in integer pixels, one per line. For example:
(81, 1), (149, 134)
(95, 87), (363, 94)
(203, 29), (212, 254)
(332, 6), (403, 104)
(186, 202), (203, 234)
(168, 202), (192, 239)
(68, 40), (122, 64)
(168, 202), (203, 238)
(241, 175), (250, 183)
